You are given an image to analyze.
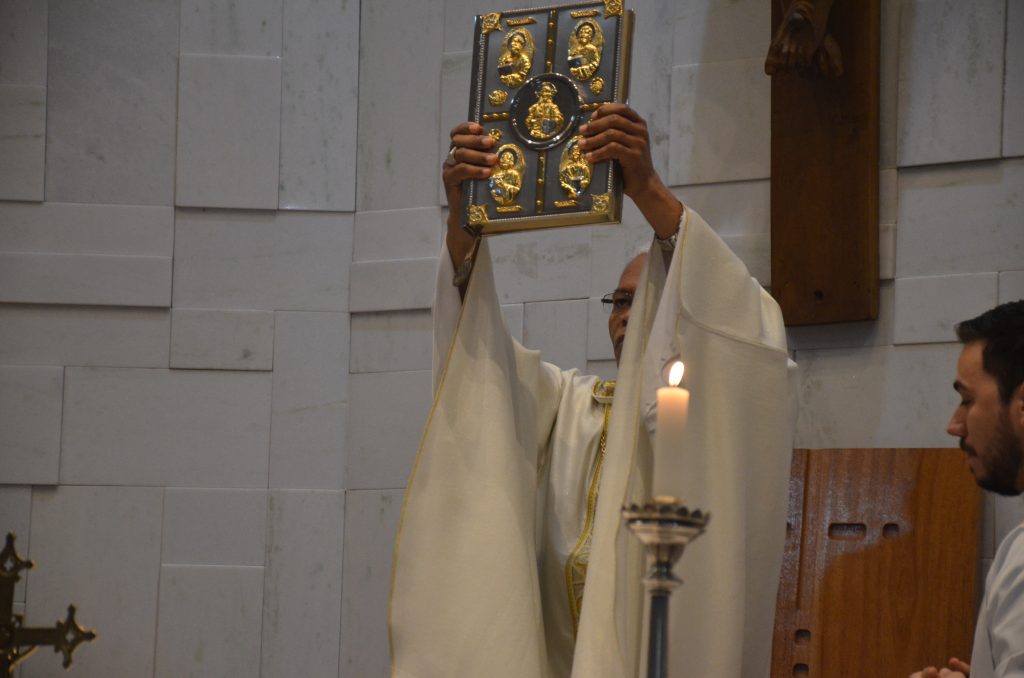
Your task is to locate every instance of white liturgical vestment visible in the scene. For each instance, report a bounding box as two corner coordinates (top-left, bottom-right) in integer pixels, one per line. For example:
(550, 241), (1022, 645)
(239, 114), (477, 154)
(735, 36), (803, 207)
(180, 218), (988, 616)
(389, 207), (795, 678)
(970, 520), (1024, 677)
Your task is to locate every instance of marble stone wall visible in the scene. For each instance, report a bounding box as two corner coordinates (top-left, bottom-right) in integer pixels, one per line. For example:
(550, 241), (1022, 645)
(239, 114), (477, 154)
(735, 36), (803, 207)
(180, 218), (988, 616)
(0, 0), (1021, 676)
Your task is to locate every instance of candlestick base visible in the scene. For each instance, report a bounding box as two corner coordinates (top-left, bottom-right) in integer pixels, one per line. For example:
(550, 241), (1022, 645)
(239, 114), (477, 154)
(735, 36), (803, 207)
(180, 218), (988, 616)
(622, 497), (709, 678)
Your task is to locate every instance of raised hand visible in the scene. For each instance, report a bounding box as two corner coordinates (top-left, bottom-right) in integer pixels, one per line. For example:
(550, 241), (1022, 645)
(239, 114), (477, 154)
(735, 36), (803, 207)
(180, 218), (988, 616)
(577, 104), (682, 239)
(443, 122), (496, 264)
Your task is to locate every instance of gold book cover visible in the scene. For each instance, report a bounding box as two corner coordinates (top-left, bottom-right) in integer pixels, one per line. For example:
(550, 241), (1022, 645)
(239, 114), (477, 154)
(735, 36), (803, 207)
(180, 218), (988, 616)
(460, 1), (634, 235)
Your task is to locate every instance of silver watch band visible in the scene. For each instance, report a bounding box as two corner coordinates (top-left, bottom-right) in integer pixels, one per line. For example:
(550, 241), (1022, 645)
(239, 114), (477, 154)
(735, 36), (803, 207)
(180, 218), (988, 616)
(654, 229), (678, 251)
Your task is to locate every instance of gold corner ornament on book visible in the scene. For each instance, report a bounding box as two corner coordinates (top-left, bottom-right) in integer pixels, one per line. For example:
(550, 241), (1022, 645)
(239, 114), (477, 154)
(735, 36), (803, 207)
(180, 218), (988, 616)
(461, 1), (634, 236)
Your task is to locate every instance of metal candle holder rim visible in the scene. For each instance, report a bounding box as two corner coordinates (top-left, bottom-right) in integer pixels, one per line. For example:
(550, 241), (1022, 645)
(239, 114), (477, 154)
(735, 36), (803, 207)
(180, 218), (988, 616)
(621, 501), (710, 526)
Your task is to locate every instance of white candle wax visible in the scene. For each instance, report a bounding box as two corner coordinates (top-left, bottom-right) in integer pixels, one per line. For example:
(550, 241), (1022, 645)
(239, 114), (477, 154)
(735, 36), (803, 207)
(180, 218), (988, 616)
(653, 384), (690, 499)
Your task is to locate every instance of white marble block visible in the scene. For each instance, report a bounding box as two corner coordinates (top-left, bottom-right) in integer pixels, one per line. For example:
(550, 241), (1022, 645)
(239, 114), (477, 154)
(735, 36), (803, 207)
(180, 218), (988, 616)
(490, 227), (592, 303)
(879, 0), (901, 169)
(155, 565), (264, 678)
(351, 310), (432, 374)
(279, 0), (360, 211)
(349, 258), (438, 312)
(61, 367), (271, 487)
(0, 486), (31, 603)
(0, 304), (170, 368)
(0, 0), (47, 86)
(587, 359), (618, 382)
(45, 0), (178, 205)
(897, 0), (1005, 167)
(673, 0), (769, 66)
(26, 485), (163, 677)
(0, 366), (62, 485)
(340, 488), (403, 678)
(625, 0), (675, 176)
(179, 0), (282, 56)
(674, 180), (770, 237)
(896, 159), (1024, 277)
(162, 489), (268, 566)
(589, 221), (654, 297)
(354, 207), (443, 263)
(0, 85), (45, 201)
(669, 58), (770, 186)
(443, 0), (522, 52)
(879, 168), (898, 225)
(794, 343), (962, 449)
(999, 270), (1024, 304)
(270, 311), (348, 490)
(502, 302), (525, 343)
(346, 370), (432, 489)
(1006, 0), (1024, 157)
(261, 490), (344, 678)
(0, 202), (173, 256)
(719, 231), (770, 287)
(787, 281), (895, 351)
(524, 299), (589, 373)
(894, 274), (998, 345)
(438, 51), (472, 206)
(0, 252), (172, 307)
(170, 308), (274, 371)
(173, 209), (352, 311)
(176, 54), (282, 209)
(357, 0), (443, 211)
(879, 222), (896, 281)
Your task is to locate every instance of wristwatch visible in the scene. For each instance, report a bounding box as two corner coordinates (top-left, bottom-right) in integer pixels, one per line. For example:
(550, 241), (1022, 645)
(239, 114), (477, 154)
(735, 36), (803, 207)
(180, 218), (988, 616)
(654, 229), (678, 251)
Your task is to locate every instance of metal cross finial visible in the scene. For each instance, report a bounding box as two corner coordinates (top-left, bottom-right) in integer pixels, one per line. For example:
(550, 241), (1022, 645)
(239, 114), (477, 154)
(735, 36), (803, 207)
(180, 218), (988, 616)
(0, 533), (33, 577)
(0, 532), (97, 677)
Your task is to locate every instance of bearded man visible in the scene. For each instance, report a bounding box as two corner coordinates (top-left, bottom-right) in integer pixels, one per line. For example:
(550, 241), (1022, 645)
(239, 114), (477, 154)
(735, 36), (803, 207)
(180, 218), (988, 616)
(912, 300), (1024, 678)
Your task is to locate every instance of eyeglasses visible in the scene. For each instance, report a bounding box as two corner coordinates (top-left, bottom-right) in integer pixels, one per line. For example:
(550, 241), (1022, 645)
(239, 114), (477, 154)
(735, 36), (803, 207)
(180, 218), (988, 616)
(600, 291), (633, 315)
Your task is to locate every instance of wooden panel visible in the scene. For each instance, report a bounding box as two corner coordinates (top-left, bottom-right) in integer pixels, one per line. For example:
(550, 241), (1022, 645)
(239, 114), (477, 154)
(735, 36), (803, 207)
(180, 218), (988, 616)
(772, 449), (981, 678)
(769, 0), (880, 325)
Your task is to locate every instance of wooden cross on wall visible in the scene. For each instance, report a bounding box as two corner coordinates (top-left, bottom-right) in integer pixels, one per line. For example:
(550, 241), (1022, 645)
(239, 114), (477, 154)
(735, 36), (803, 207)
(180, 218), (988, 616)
(767, 0), (880, 325)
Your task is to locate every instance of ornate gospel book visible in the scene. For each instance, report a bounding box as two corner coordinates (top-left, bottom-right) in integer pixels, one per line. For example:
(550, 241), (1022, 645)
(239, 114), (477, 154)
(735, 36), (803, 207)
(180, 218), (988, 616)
(460, 1), (634, 235)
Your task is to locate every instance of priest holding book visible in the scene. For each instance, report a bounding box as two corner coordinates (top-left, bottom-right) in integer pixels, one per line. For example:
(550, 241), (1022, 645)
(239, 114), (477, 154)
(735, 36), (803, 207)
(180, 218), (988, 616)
(389, 103), (797, 678)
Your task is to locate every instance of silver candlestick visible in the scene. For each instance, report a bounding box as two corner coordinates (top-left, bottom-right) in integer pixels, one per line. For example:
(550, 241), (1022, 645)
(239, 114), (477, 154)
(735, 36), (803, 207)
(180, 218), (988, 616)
(622, 497), (709, 678)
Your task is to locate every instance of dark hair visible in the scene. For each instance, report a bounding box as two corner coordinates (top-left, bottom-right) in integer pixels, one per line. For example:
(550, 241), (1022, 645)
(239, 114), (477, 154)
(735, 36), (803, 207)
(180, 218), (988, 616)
(955, 300), (1024, 403)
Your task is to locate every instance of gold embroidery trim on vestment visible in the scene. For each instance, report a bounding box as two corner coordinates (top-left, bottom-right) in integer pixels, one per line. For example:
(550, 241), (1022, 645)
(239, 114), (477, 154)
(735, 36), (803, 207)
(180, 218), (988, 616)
(564, 379), (615, 635)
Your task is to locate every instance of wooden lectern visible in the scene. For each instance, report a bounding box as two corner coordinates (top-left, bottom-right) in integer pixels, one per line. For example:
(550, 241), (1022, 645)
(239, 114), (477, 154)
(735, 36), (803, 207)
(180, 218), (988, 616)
(772, 448), (981, 677)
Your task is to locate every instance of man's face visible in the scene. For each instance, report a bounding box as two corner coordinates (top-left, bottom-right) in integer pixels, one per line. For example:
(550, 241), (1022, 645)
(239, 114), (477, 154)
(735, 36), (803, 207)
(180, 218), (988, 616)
(608, 254), (645, 365)
(947, 341), (1024, 496)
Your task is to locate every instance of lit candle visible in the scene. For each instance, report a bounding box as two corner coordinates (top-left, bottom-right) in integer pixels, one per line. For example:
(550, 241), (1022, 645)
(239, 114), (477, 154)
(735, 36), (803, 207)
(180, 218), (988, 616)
(653, 360), (690, 499)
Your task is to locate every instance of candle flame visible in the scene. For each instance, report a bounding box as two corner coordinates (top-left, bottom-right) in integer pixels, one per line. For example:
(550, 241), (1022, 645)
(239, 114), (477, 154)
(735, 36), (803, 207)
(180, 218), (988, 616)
(668, 361), (685, 387)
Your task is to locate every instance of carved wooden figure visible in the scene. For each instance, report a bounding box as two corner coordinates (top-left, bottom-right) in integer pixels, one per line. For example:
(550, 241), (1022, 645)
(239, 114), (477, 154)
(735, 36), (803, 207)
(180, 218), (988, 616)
(765, 0), (843, 78)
